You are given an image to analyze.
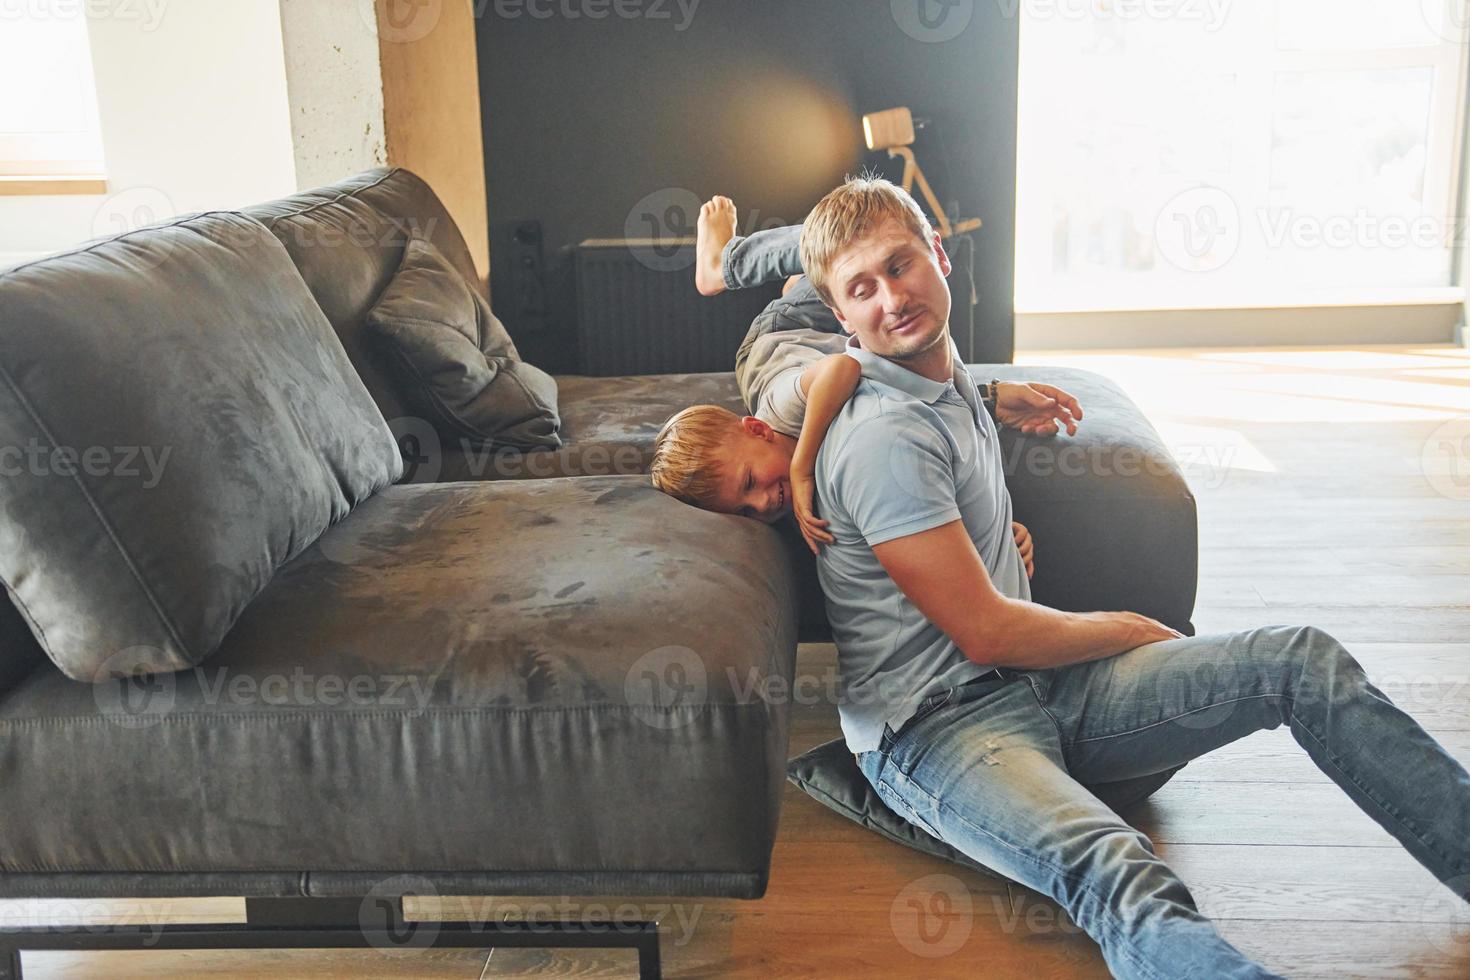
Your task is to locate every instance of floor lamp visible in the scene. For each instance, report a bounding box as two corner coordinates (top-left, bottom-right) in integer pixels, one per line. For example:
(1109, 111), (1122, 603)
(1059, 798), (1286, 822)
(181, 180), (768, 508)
(862, 106), (982, 239)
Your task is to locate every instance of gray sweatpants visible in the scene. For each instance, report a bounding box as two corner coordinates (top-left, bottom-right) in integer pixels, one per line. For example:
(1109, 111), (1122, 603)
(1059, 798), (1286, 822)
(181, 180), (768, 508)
(725, 224), (848, 425)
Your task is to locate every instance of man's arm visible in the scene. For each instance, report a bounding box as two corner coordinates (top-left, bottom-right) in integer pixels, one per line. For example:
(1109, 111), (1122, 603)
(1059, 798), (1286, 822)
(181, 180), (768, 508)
(872, 520), (1181, 670)
(827, 413), (1178, 669)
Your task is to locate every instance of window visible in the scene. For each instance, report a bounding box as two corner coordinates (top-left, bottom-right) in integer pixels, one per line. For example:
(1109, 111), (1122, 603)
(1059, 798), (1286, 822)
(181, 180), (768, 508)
(0, 8), (105, 180)
(1015, 1), (1469, 312)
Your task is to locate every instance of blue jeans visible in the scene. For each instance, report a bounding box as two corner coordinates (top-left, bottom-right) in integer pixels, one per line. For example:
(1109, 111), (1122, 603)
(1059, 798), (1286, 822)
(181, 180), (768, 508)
(721, 222), (805, 292)
(857, 624), (1470, 980)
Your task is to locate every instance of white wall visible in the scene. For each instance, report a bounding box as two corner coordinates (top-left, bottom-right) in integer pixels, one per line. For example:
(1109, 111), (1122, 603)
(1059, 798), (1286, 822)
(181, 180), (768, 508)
(0, 0), (480, 273)
(0, 0), (300, 266)
(279, 0), (387, 190)
(0, 195), (106, 268)
(89, 0), (299, 213)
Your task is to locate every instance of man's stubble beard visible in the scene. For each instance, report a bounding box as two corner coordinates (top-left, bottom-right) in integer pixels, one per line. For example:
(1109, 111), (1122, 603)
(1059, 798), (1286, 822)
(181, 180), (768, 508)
(882, 314), (951, 362)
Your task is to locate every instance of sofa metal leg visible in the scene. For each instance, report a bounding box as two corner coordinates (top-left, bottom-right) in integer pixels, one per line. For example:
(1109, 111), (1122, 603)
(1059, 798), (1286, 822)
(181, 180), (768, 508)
(0, 898), (662, 979)
(636, 919), (662, 980)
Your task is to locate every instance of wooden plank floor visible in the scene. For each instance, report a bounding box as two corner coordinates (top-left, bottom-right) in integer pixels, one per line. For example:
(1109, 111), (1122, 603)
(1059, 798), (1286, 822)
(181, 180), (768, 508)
(5, 344), (1468, 978)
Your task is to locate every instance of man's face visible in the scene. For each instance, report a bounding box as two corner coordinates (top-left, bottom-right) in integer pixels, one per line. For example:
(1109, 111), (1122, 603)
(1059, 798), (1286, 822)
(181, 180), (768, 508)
(826, 218), (953, 361)
(704, 417), (795, 523)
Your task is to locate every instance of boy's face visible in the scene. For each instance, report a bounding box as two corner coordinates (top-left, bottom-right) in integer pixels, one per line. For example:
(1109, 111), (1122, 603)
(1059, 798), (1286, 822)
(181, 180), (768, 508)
(704, 417), (795, 523)
(825, 218), (952, 362)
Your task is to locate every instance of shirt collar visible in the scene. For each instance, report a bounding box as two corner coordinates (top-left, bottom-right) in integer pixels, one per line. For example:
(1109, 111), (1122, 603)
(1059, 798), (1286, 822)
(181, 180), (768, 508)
(844, 333), (975, 411)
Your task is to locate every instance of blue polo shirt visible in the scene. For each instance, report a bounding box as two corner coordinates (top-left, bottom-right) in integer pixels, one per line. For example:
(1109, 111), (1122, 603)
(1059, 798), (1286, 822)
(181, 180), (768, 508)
(814, 336), (1032, 754)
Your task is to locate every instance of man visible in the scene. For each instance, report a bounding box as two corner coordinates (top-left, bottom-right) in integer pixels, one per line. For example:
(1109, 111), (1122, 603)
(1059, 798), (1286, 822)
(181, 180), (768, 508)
(655, 177), (1470, 980)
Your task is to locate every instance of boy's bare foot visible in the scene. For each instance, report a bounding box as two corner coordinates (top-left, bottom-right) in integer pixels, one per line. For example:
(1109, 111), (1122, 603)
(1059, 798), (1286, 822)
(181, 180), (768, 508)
(695, 196), (738, 296)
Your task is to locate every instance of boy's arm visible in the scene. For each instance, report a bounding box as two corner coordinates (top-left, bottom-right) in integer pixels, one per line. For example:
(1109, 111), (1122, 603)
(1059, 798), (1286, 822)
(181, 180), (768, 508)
(1012, 521), (1035, 579)
(790, 353), (862, 554)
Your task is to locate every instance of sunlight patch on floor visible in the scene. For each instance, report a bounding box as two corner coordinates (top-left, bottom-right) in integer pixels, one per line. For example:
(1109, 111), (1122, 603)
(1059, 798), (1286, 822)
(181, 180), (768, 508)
(1153, 422), (1278, 482)
(1017, 344), (1470, 426)
(1193, 349), (1463, 371)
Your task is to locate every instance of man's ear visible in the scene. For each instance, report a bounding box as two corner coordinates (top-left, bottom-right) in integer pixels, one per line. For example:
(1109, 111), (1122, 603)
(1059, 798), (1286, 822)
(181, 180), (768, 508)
(932, 231), (953, 278)
(740, 416), (775, 441)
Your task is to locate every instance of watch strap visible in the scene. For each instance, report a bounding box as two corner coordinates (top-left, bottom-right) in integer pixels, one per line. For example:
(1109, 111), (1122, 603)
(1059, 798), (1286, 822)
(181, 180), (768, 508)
(981, 379), (1001, 422)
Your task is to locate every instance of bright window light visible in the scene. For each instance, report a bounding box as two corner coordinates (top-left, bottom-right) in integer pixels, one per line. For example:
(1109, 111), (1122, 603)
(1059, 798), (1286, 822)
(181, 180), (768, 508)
(1015, 2), (1469, 312)
(0, 9), (105, 177)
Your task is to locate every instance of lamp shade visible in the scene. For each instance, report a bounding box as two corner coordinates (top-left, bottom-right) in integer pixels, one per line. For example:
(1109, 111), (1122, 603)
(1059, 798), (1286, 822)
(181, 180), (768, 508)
(862, 107), (916, 151)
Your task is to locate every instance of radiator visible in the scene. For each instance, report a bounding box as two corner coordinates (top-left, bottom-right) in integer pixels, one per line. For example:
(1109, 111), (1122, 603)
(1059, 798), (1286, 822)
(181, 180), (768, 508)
(574, 238), (782, 376)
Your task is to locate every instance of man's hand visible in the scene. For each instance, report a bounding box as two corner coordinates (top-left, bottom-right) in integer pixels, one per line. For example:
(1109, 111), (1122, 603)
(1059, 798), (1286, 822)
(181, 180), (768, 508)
(1102, 610), (1186, 649)
(995, 382), (1082, 436)
(1012, 521), (1034, 579)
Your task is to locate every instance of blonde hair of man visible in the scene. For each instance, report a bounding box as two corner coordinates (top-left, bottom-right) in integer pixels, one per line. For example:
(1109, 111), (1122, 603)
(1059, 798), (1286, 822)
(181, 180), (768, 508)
(799, 175), (938, 308)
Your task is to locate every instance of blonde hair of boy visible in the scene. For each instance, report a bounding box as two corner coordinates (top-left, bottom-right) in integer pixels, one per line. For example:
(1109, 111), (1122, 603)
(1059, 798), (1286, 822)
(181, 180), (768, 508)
(650, 404), (744, 507)
(799, 175), (937, 308)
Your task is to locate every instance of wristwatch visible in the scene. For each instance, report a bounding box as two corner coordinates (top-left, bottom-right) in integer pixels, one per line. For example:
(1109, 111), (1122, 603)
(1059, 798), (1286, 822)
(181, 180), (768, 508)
(980, 379), (1002, 422)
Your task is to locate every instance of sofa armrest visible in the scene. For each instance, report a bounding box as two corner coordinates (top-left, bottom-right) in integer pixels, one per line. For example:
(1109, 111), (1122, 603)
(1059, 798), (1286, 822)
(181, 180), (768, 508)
(989, 366), (1198, 635)
(788, 365), (1197, 643)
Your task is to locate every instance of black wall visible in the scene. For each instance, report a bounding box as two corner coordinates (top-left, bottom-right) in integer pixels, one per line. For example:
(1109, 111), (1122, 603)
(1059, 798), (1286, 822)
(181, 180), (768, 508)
(475, 0), (1018, 372)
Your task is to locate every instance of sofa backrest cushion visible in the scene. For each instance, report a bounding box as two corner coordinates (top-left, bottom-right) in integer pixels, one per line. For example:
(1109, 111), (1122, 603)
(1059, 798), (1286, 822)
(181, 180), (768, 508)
(242, 168), (481, 426)
(0, 211), (402, 682)
(365, 236), (562, 451)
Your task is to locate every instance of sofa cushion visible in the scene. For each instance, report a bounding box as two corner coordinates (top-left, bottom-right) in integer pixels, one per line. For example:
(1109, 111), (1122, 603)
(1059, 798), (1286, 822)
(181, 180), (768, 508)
(366, 236), (561, 450)
(0, 477), (799, 899)
(788, 738), (1185, 879)
(432, 365), (1196, 640)
(0, 211), (401, 681)
(435, 371), (747, 482)
(243, 168), (481, 425)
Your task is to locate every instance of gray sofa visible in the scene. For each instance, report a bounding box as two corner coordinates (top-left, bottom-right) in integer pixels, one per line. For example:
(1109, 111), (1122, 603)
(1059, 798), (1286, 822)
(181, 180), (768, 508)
(0, 168), (1198, 976)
